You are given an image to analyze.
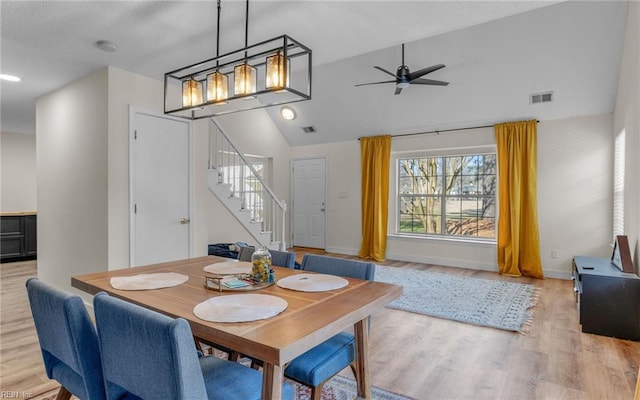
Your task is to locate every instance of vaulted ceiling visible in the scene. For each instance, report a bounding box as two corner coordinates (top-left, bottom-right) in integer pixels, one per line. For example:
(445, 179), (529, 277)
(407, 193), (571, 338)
(1, 1), (628, 146)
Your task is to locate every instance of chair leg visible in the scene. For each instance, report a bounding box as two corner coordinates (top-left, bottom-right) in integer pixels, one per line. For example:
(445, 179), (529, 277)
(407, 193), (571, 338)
(349, 362), (358, 383)
(55, 386), (72, 400)
(229, 350), (240, 362)
(311, 383), (324, 400)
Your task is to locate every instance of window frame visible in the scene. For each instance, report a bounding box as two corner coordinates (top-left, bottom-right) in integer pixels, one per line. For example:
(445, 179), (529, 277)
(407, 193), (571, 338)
(391, 145), (497, 243)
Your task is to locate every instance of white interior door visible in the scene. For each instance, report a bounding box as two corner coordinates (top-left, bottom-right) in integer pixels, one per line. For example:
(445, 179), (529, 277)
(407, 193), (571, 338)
(131, 110), (191, 266)
(292, 158), (326, 249)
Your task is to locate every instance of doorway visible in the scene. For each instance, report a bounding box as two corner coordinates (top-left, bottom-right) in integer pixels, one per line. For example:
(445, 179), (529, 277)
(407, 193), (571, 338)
(292, 158), (326, 249)
(130, 109), (191, 266)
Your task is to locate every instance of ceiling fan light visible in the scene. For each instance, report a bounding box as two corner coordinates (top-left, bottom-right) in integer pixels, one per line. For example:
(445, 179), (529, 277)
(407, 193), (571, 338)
(207, 71), (229, 103)
(234, 63), (256, 96)
(182, 79), (203, 107)
(397, 82), (410, 89)
(266, 51), (289, 91)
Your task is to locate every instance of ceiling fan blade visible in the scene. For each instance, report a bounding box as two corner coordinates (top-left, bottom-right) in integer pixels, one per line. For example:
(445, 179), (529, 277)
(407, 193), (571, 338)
(374, 66), (399, 78)
(411, 78), (449, 86)
(408, 64), (446, 81)
(395, 86), (403, 95)
(355, 80), (397, 87)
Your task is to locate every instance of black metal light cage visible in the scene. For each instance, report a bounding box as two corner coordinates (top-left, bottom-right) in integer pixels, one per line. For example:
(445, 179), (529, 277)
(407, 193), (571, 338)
(164, 35), (312, 120)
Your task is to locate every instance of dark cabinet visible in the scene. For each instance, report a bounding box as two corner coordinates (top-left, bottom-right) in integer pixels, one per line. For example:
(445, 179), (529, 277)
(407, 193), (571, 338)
(572, 256), (640, 341)
(1, 213), (37, 262)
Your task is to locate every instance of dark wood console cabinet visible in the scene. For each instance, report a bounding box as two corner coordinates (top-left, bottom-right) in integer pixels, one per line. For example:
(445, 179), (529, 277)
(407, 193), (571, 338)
(572, 256), (640, 341)
(1, 213), (37, 262)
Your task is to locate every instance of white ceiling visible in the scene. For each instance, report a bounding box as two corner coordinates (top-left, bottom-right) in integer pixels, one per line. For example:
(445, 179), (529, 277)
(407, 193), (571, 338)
(0, 1), (628, 146)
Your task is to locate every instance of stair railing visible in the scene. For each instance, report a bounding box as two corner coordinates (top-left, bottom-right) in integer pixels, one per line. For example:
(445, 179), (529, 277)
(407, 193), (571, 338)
(208, 119), (286, 250)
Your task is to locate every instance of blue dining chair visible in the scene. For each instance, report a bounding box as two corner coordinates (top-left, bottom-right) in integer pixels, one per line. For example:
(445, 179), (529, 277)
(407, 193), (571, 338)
(284, 254), (376, 400)
(237, 245), (297, 269)
(93, 292), (294, 400)
(25, 278), (106, 400)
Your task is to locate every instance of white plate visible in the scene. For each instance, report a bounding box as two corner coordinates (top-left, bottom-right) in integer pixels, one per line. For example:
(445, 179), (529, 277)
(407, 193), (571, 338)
(204, 261), (252, 275)
(276, 273), (349, 292)
(110, 272), (189, 290)
(193, 294), (288, 323)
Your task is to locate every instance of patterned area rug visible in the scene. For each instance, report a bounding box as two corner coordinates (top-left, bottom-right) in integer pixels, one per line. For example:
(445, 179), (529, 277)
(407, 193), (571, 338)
(375, 265), (539, 332)
(293, 375), (413, 400)
(33, 375), (412, 400)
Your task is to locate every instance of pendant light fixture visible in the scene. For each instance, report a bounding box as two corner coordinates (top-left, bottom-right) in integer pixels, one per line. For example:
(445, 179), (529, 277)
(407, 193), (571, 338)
(206, 0), (229, 103)
(234, 0), (256, 97)
(266, 50), (289, 90)
(182, 79), (203, 107)
(164, 0), (312, 119)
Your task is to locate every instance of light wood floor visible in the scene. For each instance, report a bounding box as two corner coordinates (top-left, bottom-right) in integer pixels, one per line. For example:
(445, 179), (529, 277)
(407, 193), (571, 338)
(2, 252), (640, 400)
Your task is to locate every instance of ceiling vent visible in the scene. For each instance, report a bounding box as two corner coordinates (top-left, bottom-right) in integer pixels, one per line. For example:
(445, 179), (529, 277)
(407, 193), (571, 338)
(302, 126), (316, 134)
(530, 91), (553, 104)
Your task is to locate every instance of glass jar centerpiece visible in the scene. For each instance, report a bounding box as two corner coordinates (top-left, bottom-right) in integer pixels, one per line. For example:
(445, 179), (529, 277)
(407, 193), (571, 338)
(251, 246), (273, 283)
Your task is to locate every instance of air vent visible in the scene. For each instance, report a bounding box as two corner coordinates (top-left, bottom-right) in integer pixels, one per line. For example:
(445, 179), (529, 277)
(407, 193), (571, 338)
(302, 126), (316, 134)
(530, 91), (553, 104)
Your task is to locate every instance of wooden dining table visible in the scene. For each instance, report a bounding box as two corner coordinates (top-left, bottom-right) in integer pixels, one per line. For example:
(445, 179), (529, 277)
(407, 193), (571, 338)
(71, 255), (402, 400)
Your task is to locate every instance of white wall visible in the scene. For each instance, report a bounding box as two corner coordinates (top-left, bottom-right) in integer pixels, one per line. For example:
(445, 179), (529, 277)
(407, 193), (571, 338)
(36, 67), (212, 294)
(207, 109), (292, 247)
(36, 69), (109, 292)
(1, 132), (36, 212)
(537, 115), (613, 276)
(105, 66), (210, 270)
(291, 114), (614, 279)
(614, 0), (640, 268)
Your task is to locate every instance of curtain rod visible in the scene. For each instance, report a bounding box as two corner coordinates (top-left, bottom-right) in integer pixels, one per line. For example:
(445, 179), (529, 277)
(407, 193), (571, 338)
(359, 120), (539, 140)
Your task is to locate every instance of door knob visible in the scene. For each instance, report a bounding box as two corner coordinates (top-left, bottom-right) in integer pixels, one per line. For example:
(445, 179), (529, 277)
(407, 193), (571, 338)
(180, 218), (190, 224)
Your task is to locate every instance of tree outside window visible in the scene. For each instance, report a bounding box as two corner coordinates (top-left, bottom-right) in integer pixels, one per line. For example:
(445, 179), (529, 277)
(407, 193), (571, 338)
(398, 153), (496, 238)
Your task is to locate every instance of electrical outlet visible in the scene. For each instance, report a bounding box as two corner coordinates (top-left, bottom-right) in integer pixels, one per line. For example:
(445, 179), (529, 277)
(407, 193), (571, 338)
(551, 249), (559, 259)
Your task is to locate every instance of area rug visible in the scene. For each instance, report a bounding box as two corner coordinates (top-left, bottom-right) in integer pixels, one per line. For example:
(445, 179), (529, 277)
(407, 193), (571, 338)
(292, 375), (414, 400)
(33, 375), (413, 400)
(375, 265), (539, 332)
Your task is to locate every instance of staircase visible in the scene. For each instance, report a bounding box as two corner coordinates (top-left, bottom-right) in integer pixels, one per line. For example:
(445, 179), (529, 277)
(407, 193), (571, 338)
(207, 119), (286, 251)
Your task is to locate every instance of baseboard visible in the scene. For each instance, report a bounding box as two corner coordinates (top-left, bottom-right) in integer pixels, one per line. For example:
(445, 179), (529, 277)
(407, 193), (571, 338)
(325, 247), (573, 280)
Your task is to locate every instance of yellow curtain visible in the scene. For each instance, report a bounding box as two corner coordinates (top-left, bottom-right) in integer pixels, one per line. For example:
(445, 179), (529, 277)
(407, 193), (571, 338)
(495, 120), (543, 278)
(359, 135), (391, 262)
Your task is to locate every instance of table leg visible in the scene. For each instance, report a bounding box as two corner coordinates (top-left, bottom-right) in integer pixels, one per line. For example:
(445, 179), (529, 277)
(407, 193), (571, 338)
(262, 362), (284, 400)
(354, 318), (372, 399)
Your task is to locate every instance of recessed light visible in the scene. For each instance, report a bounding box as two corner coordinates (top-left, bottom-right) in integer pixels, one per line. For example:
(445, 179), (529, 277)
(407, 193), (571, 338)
(281, 106), (296, 120)
(0, 74), (21, 82)
(96, 40), (118, 52)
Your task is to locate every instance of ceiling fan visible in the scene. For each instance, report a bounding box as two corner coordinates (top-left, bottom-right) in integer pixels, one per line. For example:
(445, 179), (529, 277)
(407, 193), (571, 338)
(355, 43), (449, 95)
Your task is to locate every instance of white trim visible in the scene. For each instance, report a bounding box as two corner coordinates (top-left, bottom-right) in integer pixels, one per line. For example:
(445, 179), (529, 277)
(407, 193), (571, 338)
(324, 246), (571, 280)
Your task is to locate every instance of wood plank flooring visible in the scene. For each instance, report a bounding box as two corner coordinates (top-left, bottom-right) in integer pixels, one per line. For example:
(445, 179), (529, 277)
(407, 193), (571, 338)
(2, 251), (640, 400)
(1, 260), (58, 398)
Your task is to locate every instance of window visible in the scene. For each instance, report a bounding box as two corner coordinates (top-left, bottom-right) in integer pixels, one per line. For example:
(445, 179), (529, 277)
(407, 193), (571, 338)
(396, 152), (496, 239)
(221, 157), (268, 222)
(613, 128), (625, 237)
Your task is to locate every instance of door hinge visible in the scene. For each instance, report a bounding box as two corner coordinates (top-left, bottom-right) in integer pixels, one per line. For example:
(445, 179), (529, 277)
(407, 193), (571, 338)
(134, 130), (138, 140)
(134, 204), (138, 214)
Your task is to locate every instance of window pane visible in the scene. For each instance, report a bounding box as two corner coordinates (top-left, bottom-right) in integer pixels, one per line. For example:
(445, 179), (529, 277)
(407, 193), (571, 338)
(444, 196), (495, 238)
(397, 153), (495, 239)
